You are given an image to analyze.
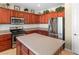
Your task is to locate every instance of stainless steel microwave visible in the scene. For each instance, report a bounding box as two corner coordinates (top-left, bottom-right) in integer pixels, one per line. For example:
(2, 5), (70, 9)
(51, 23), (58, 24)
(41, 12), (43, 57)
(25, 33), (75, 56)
(11, 17), (24, 25)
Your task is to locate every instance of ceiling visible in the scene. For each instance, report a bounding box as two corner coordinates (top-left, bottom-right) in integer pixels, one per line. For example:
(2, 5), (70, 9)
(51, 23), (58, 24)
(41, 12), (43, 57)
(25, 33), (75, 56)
(11, 3), (64, 12)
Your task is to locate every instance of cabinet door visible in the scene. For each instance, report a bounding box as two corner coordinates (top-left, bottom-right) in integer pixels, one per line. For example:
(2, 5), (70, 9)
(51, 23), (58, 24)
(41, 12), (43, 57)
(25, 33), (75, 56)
(44, 14), (48, 24)
(39, 14), (48, 24)
(21, 44), (29, 55)
(31, 14), (35, 24)
(0, 34), (11, 52)
(40, 15), (44, 24)
(21, 49), (28, 55)
(28, 14), (32, 24)
(11, 10), (24, 18)
(24, 13), (29, 24)
(0, 8), (11, 24)
(35, 15), (40, 24)
(16, 40), (21, 55)
(17, 12), (24, 18)
(11, 10), (17, 17)
(37, 30), (48, 36)
(39, 15), (42, 24)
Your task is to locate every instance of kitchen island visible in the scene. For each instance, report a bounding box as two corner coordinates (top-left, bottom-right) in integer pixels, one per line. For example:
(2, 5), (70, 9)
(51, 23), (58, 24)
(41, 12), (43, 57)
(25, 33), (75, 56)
(16, 33), (65, 55)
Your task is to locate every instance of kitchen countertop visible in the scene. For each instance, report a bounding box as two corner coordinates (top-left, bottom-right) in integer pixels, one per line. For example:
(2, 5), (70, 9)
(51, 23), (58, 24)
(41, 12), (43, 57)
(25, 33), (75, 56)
(16, 33), (65, 55)
(23, 27), (48, 31)
(0, 30), (11, 35)
(0, 28), (48, 35)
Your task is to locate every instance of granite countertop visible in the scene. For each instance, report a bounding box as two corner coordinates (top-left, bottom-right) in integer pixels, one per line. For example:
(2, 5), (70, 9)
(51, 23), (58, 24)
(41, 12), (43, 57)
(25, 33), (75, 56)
(17, 33), (65, 55)
(0, 28), (48, 35)
(23, 27), (48, 31)
(0, 30), (11, 35)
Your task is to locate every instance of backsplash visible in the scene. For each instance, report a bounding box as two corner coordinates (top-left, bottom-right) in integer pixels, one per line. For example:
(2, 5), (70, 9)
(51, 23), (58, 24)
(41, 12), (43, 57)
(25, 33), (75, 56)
(0, 24), (48, 30)
(39, 24), (48, 28)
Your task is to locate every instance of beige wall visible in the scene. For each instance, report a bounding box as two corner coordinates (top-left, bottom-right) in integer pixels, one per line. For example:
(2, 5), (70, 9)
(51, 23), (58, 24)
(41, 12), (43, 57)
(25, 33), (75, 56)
(65, 4), (72, 50)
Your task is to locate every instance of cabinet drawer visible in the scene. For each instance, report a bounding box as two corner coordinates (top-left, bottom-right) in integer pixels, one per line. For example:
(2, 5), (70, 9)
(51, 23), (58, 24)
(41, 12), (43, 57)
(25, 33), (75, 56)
(0, 38), (11, 42)
(0, 44), (11, 52)
(0, 34), (11, 38)
(21, 49), (28, 55)
(0, 40), (11, 46)
(0, 34), (11, 52)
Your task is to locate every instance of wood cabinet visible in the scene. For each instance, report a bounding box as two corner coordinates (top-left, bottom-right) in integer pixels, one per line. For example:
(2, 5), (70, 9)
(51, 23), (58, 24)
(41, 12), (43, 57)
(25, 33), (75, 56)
(24, 13), (29, 24)
(26, 30), (48, 36)
(31, 14), (36, 24)
(37, 30), (48, 36)
(39, 12), (64, 24)
(16, 35), (64, 55)
(16, 40), (35, 55)
(16, 40), (29, 55)
(24, 13), (39, 24)
(21, 44), (29, 55)
(0, 34), (12, 52)
(28, 14), (40, 24)
(0, 8), (11, 24)
(0, 7), (40, 24)
(25, 30), (38, 34)
(35, 15), (40, 24)
(16, 40), (21, 55)
(0, 7), (64, 24)
(11, 10), (24, 18)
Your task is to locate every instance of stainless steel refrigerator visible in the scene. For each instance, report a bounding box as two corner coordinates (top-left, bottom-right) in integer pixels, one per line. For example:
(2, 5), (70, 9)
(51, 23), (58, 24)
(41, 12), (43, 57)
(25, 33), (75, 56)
(48, 17), (63, 39)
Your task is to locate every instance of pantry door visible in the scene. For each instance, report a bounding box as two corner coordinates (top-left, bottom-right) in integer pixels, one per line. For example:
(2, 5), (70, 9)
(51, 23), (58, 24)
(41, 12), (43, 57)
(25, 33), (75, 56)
(72, 4), (79, 54)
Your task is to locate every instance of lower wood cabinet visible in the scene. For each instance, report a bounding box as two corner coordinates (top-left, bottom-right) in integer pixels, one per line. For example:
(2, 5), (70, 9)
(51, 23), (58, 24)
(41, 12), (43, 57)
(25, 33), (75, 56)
(0, 34), (12, 52)
(21, 44), (29, 55)
(26, 30), (48, 36)
(16, 40), (21, 55)
(37, 30), (48, 36)
(25, 30), (38, 34)
(16, 40), (35, 55)
(29, 50), (35, 55)
(16, 30), (48, 55)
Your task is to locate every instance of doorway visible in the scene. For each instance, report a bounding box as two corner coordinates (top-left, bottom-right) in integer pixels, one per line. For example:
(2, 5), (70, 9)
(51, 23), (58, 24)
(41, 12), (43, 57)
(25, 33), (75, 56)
(72, 4), (79, 54)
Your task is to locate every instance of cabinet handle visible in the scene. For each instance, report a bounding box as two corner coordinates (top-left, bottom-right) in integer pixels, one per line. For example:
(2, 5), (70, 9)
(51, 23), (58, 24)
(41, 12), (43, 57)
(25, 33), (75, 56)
(74, 33), (78, 36)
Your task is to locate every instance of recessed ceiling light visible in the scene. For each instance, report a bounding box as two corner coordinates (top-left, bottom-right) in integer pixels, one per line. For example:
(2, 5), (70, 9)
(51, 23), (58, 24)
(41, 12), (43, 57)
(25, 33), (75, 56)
(37, 4), (41, 7)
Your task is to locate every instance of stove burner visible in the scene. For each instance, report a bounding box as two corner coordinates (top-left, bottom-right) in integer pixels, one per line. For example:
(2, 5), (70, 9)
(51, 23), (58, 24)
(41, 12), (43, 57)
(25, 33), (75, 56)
(10, 28), (26, 48)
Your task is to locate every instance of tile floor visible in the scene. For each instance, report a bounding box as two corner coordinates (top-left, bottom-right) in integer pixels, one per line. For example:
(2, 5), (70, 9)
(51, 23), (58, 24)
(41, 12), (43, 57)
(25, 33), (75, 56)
(60, 50), (74, 55)
(0, 48), (74, 55)
(0, 48), (16, 55)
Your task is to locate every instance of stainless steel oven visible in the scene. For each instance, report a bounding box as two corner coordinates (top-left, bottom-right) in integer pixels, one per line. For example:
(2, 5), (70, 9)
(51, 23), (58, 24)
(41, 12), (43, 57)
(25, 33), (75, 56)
(10, 26), (26, 48)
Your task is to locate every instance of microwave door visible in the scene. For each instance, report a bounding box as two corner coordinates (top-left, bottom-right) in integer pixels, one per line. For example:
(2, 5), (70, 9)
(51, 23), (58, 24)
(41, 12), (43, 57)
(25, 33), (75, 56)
(11, 17), (24, 25)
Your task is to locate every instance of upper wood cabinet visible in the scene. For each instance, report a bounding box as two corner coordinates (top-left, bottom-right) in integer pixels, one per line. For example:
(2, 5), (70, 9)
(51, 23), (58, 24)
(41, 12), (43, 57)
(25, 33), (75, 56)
(17, 11), (24, 18)
(39, 14), (49, 24)
(31, 14), (40, 24)
(39, 12), (64, 24)
(35, 15), (40, 24)
(24, 13), (40, 24)
(0, 7), (64, 24)
(0, 8), (11, 24)
(11, 10), (24, 18)
(24, 13), (29, 24)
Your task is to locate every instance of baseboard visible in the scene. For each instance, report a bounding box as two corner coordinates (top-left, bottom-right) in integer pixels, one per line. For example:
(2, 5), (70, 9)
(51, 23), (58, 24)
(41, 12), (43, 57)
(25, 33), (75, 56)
(65, 48), (72, 52)
(65, 48), (79, 55)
